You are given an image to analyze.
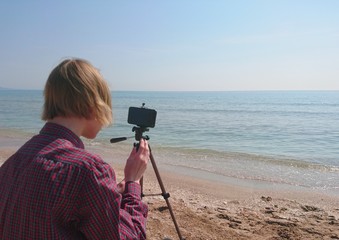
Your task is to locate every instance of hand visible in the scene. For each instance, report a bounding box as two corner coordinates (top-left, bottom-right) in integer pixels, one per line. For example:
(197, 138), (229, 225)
(124, 139), (150, 184)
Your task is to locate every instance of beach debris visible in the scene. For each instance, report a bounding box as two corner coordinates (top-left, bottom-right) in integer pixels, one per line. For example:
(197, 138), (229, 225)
(216, 207), (227, 212)
(301, 227), (323, 236)
(280, 207), (288, 212)
(157, 206), (169, 212)
(261, 196), (272, 202)
(266, 219), (297, 227)
(264, 207), (275, 214)
(228, 222), (240, 229)
(217, 213), (242, 224)
(224, 200), (240, 205)
(301, 205), (320, 212)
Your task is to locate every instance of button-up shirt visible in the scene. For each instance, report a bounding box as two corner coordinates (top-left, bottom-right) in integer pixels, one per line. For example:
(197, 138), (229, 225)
(0, 122), (147, 239)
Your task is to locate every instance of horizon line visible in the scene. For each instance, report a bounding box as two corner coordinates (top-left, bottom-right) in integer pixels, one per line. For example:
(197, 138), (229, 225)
(1, 87), (339, 92)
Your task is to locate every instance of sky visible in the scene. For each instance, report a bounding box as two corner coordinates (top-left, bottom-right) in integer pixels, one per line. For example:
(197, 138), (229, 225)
(0, 0), (338, 91)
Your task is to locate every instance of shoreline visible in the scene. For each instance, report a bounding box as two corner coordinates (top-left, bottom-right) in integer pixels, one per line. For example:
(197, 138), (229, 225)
(2, 127), (339, 196)
(1, 134), (339, 239)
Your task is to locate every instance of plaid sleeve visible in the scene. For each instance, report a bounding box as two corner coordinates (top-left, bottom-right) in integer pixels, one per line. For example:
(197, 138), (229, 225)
(120, 182), (148, 240)
(76, 163), (148, 240)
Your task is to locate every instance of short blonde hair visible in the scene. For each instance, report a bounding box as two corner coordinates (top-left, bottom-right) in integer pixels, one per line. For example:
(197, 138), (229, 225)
(42, 58), (112, 126)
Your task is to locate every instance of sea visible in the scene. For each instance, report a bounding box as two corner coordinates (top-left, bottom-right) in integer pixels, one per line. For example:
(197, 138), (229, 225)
(1, 90), (338, 195)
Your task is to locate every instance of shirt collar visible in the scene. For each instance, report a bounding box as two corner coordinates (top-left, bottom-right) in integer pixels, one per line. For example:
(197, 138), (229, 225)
(40, 122), (85, 149)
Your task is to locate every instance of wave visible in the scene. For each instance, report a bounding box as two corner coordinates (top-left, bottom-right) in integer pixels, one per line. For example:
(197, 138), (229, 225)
(150, 145), (339, 172)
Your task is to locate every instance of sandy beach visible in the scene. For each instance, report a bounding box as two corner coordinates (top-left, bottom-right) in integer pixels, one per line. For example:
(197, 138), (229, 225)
(1, 133), (339, 240)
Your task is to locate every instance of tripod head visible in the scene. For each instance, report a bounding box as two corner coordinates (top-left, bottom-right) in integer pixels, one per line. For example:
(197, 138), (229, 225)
(132, 126), (150, 141)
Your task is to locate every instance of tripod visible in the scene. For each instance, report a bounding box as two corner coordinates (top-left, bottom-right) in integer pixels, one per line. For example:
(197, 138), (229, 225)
(110, 126), (184, 240)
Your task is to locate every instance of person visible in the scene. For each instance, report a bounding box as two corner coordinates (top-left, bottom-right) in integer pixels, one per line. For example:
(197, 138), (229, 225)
(0, 58), (150, 239)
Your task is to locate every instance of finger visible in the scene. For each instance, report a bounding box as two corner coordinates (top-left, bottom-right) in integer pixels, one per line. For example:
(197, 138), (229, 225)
(139, 138), (146, 148)
(130, 143), (139, 155)
(140, 139), (149, 154)
(128, 148), (136, 159)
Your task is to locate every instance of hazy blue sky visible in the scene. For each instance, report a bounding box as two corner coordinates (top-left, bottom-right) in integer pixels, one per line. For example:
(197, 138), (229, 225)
(0, 1), (338, 91)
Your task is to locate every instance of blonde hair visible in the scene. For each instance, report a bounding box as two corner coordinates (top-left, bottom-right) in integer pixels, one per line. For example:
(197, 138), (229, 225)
(42, 58), (112, 126)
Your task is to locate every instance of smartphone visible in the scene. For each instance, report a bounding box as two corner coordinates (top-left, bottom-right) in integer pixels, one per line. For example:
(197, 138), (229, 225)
(128, 106), (157, 128)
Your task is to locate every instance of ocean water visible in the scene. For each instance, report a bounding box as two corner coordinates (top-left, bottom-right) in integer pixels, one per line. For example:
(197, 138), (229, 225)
(1, 90), (339, 195)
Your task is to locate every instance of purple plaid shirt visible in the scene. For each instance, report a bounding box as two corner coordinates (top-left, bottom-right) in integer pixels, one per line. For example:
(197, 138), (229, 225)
(0, 123), (148, 239)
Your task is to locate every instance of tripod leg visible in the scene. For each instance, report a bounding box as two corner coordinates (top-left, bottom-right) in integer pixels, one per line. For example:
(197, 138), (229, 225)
(148, 145), (184, 240)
